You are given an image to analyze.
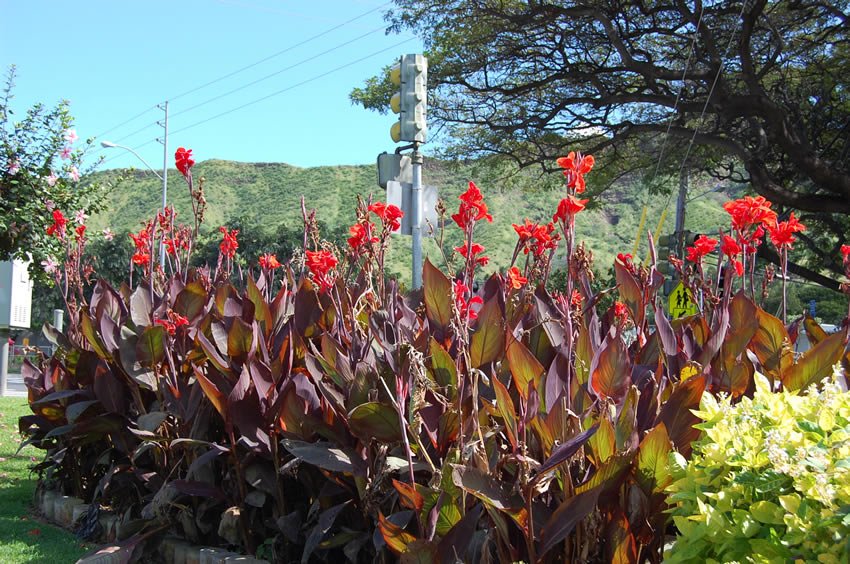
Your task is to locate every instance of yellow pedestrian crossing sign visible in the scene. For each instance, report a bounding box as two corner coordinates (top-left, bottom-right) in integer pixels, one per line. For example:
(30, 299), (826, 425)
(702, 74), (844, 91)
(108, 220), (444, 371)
(668, 281), (698, 318)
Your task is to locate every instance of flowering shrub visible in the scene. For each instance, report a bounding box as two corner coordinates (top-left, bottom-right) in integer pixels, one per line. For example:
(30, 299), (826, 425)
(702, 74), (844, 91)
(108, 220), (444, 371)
(665, 369), (850, 563)
(18, 144), (850, 562)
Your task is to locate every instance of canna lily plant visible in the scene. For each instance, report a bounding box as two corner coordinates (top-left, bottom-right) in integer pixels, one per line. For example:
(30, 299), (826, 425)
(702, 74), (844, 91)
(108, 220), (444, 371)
(19, 147), (850, 562)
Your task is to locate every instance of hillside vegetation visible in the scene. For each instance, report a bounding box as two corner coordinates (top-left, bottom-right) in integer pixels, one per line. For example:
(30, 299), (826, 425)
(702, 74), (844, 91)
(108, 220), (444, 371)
(88, 158), (731, 281)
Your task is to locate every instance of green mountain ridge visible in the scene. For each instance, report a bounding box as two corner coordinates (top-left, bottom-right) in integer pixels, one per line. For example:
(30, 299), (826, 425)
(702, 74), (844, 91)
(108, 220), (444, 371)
(89, 158), (732, 282)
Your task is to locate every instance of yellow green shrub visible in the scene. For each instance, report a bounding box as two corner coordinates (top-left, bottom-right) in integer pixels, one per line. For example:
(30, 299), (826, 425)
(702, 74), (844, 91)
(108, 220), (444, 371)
(665, 367), (850, 563)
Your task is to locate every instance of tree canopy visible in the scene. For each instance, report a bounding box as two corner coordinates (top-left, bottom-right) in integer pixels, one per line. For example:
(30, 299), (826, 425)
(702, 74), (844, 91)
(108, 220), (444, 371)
(0, 66), (109, 280)
(352, 0), (850, 280)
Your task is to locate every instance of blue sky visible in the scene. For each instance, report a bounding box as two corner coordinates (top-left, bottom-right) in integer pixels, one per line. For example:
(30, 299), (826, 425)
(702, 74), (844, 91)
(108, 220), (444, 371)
(0, 0), (423, 170)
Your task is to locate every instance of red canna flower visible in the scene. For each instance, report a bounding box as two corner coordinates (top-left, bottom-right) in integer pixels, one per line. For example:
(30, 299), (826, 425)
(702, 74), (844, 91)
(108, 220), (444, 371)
(75, 224), (86, 240)
(733, 259), (744, 277)
(723, 196), (777, 233)
(369, 201), (404, 232)
(571, 289), (582, 307)
(613, 301), (629, 323)
(347, 222), (377, 252)
(506, 266), (527, 290)
(451, 182), (493, 230)
(842, 244), (850, 262)
(155, 309), (189, 336)
(46, 209), (68, 238)
(453, 280), (483, 322)
(685, 235), (718, 263)
(720, 235), (742, 258)
(553, 194), (589, 223)
(556, 151), (595, 193)
(258, 253), (281, 269)
(454, 242), (489, 266)
(305, 249), (338, 293)
(218, 226), (239, 258)
(175, 147), (195, 177)
(129, 224), (153, 267)
(616, 252), (636, 273)
(767, 213), (806, 249)
(512, 219), (536, 243)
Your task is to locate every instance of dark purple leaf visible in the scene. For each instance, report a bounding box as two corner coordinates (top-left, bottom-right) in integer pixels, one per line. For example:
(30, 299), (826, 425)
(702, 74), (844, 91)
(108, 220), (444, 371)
(532, 424), (598, 485)
(539, 488), (601, 557)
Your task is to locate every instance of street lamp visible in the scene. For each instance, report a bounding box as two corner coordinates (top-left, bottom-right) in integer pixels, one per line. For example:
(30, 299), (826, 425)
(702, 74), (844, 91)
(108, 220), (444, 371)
(100, 140), (167, 266)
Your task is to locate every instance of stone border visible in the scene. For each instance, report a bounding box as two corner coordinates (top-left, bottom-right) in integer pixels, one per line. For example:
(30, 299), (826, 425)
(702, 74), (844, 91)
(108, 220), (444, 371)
(34, 487), (269, 564)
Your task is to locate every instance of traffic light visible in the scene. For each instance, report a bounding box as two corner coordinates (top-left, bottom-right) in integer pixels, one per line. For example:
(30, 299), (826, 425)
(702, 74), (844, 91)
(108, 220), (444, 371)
(656, 233), (674, 276)
(389, 54), (427, 143)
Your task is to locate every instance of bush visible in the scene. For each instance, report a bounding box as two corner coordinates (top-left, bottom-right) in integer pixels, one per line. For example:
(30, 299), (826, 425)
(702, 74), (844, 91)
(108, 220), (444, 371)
(17, 148), (850, 562)
(665, 369), (850, 563)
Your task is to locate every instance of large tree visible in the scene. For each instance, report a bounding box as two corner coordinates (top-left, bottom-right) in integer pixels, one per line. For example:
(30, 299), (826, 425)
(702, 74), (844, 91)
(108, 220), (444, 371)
(352, 0), (850, 283)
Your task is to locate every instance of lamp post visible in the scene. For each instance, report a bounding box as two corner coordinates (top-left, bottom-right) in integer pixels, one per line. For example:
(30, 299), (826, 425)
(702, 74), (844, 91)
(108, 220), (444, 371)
(100, 140), (167, 266)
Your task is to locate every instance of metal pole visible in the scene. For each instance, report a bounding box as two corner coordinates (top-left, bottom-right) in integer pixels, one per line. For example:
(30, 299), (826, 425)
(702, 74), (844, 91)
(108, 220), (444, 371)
(411, 144), (423, 289)
(53, 309), (64, 356)
(159, 101), (169, 267)
(674, 168), (688, 259)
(0, 333), (9, 397)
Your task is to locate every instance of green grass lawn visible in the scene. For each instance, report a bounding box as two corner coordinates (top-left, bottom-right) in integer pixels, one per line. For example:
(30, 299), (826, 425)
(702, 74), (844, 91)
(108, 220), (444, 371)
(0, 397), (89, 563)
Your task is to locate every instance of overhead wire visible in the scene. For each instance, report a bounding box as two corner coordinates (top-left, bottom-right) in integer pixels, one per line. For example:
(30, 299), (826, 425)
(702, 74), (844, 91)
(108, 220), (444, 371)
(645, 2), (749, 261)
(167, 1), (392, 103)
(99, 36), (415, 167)
(631, 2), (706, 258)
(91, 1), (393, 147)
(169, 25), (388, 119)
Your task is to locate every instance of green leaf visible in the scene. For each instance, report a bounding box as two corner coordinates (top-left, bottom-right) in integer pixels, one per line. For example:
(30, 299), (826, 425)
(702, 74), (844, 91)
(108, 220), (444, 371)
(428, 338), (457, 395)
(470, 296), (504, 367)
(492, 377), (518, 450)
(227, 317), (255, 359)
(539, 488), (601, 557)
(781, 327), (847, 391)
(348, 402), (403, 443)
(589, 333), (631, 403)
(588, 416), (615, 466)
(246, 276), (272, 333)
(81, 308), (110, 360)
(136, 325), (166, 366)
(750, 308), (791, 379)
(506, 332), (545, 400)
(281, 439), (355, 473)
(636, 423), (672, 494)
(750, 500), (785, 525)
(423, 259), (452, 330)
(173, 281), (207, 321)
(576, 451), (635, 494)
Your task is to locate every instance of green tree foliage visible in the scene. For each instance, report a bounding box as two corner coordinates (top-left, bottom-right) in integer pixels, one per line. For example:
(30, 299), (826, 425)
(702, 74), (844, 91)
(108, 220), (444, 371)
(0, 66), (112, 280)
(351, 0), (850, 281)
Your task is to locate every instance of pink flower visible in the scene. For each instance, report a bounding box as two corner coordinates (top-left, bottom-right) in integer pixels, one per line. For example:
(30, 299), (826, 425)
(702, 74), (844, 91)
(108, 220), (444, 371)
(64, 129), (78, 143)
(60, 146), (72, 160)
(102, 228), (114, 241)
(69, 166), (80, 182)
(74, 209), (88, 225)
(44, 200), (56, 212)
(41, 257), (58, 275)
(7, 159), (20, 175)
(45, 173), (58, 187)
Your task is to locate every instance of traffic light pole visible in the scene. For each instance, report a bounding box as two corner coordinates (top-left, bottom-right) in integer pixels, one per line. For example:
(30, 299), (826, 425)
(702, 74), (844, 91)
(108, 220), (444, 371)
(674, 169), (688, 259)
(411, 144), (423, 289)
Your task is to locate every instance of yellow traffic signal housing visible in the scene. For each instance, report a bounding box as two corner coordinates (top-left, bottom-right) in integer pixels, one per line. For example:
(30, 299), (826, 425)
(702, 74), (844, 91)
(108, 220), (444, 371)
(389, 54), (427, 143)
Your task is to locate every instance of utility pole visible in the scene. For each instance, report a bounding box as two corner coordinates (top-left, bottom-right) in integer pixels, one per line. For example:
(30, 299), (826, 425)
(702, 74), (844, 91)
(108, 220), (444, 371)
(674, 168), (688, 259)
(411, 144), (423, 288)
(157, 101), (169, 267)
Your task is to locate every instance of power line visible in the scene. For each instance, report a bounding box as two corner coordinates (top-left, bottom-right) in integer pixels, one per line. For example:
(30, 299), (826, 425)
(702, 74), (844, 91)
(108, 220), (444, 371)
(170, 25), (387, 120)
(93, 105), (158, 139)
(167, 1), (392, 103)
(674, 1), (749, 180)
(91, 1), (392, 145)
(99, 37), (415, 166)
(168, 37), (415, 137)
